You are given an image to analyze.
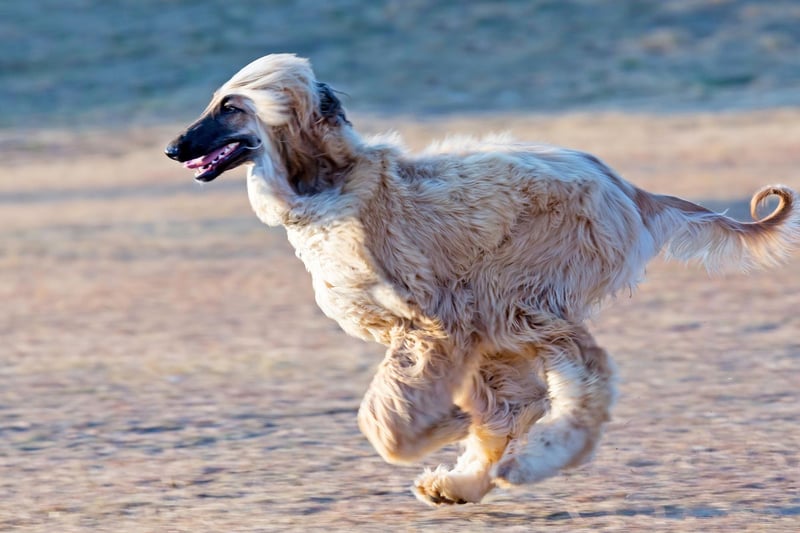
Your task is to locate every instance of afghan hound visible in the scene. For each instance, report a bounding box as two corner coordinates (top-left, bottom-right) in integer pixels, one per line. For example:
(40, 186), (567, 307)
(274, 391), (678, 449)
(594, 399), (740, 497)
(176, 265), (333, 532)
(165, 54), (799, 506)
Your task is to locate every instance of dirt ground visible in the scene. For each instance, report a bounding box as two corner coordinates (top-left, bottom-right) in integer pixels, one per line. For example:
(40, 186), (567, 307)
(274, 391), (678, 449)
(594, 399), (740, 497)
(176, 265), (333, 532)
(1, 109), (798, 532)
(4, 1), (800, 530)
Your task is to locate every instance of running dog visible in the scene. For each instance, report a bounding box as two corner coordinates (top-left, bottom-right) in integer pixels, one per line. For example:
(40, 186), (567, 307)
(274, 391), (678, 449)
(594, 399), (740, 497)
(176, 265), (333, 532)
(165, 54), (799, 506)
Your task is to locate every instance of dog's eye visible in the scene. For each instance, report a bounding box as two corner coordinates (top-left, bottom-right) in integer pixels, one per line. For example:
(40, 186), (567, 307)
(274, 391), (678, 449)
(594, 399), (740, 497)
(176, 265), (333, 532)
(221, 99), (242, 114)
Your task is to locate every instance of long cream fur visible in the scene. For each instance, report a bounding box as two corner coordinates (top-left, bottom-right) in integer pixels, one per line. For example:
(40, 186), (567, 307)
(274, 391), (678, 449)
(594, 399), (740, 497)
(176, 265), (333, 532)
(192, 54), (800, 506)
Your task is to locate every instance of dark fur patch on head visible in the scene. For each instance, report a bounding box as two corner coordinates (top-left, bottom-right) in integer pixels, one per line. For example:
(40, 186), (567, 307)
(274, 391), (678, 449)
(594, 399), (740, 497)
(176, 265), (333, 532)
(316, 82), (350, 125)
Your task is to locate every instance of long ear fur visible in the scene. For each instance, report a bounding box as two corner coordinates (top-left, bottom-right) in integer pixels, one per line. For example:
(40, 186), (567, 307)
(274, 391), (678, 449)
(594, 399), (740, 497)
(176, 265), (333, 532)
(316, 82), (350, 126)
(273, 80), (353, 195)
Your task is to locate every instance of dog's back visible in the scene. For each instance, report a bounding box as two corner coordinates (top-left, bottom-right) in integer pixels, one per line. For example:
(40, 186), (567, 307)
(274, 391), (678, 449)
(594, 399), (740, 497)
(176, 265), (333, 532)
(354, 141), (664, 330)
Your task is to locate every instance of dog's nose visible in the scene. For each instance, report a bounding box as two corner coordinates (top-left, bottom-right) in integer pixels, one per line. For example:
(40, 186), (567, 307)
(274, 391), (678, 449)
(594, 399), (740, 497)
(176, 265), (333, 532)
(164, 139), (182, 161)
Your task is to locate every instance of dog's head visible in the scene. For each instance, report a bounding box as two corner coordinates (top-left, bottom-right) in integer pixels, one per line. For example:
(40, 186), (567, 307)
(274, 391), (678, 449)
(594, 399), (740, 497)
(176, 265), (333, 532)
(165, 54), (350, 189)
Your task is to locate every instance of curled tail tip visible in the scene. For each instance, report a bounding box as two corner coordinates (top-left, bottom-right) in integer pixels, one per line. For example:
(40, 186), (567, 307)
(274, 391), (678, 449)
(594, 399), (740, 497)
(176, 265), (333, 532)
(749, 184), (797, 223)
(745, 184), (800, 268)
(665, 184), (800, 273)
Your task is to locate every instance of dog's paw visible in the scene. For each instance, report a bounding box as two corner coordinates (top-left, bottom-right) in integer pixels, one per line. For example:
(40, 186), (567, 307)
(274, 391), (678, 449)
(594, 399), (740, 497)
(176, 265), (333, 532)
(490, 456), (525, 487)
(413, 463), (498, 507)
(491, 454), (557, 487)
(413, 466), (470, 507)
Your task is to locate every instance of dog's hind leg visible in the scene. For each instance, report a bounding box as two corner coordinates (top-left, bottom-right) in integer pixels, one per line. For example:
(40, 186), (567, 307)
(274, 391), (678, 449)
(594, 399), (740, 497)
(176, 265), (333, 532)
(491, 327), (616, 486)
(357, 331), (473, 465)
(413, 349), (547, 506)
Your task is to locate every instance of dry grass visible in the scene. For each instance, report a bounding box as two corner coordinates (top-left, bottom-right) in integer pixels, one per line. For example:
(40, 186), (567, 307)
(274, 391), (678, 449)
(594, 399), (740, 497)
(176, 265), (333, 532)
(1, 110), (799, 531)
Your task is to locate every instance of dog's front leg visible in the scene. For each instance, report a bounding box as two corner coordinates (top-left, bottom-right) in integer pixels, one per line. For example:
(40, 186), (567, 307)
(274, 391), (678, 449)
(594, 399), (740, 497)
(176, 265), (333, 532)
(413, 428), (508, 506)
(358, 334), (472, 465)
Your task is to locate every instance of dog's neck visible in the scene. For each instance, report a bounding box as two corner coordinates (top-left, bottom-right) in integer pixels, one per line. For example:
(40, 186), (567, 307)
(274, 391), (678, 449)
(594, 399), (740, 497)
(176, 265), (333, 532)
(246, 126), (368, 227)
(247, 155), (297, 227)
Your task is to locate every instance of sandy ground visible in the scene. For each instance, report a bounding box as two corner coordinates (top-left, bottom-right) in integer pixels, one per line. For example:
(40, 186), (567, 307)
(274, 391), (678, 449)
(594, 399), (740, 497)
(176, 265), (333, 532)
(0, 110), (798, 532)
(5, 1), (800, 530)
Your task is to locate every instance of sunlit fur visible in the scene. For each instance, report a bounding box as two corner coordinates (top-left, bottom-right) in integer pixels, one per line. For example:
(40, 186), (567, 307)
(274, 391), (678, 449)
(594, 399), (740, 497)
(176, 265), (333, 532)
(177, 54), (800, 506)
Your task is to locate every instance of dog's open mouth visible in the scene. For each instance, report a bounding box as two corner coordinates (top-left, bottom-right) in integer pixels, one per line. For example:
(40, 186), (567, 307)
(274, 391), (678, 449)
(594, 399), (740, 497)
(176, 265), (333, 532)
(183, 141), (251, 182)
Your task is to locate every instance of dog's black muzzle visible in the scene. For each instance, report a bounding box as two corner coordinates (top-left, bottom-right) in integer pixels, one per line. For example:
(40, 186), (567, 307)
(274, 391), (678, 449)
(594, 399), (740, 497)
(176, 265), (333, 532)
(165, 114), (260, 182)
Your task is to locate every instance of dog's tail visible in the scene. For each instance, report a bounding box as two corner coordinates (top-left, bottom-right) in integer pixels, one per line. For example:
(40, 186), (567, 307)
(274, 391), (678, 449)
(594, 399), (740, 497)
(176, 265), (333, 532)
(638, 185), (800, 272)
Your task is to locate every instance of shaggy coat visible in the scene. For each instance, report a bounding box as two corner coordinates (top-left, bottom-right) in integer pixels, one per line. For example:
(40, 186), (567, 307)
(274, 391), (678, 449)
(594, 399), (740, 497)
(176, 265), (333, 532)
(166, 54), (800, 506)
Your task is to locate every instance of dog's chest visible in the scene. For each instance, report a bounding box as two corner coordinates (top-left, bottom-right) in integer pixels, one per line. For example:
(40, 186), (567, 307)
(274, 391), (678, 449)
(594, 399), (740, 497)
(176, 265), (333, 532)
(286, 224), (413, 343)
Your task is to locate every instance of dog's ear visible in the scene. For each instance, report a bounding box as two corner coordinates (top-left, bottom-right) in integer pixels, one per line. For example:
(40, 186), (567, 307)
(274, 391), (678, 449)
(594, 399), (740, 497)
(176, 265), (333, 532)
(316, 82), (350, 125)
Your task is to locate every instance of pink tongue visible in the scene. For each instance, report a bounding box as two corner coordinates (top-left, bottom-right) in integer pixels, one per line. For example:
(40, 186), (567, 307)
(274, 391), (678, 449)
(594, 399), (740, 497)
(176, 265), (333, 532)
(183, 145), (230, 169)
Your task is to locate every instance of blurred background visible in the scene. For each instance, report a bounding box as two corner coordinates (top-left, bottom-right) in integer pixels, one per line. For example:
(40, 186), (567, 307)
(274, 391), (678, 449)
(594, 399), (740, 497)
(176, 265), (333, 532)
(2, 1), (799, 531)
(4, 0), (800, 129)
